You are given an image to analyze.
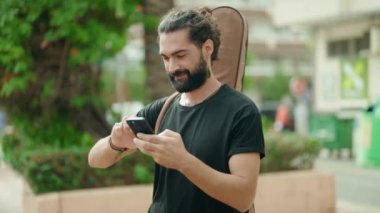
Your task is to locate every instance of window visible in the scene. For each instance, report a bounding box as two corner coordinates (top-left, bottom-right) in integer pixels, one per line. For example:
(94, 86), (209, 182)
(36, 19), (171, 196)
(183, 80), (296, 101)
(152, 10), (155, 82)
(327, 31), (370, 58)
(354, 31), (370, 55)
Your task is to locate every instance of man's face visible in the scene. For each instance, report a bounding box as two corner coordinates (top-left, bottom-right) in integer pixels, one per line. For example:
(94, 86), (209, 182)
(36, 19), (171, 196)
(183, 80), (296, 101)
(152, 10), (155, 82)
(159, 29), (210, 93)
(168, 54), (209, 93)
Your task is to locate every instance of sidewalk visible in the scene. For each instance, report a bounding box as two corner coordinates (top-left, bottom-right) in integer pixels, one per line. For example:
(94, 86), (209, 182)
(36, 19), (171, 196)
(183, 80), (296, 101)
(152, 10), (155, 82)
(0, 162), (22, 213)
(314, 154), (380, 213)
(337, 199), (380, 213)
(1, 157), (380, 213)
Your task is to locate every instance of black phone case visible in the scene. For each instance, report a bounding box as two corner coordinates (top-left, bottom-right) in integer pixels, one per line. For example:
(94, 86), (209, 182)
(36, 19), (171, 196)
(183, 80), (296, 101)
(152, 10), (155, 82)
(126, 118), (154, 135)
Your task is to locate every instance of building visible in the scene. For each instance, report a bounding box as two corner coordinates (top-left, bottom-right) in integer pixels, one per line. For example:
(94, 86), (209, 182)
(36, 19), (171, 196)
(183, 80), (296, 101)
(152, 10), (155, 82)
(273, 0), (380, 115)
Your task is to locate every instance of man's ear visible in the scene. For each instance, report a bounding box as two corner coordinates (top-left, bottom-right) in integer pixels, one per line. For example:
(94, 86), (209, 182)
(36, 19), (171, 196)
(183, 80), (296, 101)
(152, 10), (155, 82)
(203, 39), (214, 58)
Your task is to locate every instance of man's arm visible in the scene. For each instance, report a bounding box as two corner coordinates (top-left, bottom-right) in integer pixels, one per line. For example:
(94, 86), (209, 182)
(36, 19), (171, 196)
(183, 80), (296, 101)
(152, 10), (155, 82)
(88, 136), (135, 168)
(181, 152), (260, 212)
(88, 117), (137, 168)
(134, 130), (260, 212)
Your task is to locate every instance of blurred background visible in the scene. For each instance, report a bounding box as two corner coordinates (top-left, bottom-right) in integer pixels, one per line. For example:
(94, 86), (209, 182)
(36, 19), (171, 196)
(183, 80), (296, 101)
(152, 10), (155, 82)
(1, 0), (380, 212)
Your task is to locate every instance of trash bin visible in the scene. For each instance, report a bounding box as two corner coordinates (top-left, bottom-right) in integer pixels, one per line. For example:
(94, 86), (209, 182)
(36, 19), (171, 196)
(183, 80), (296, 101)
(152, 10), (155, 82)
(353, 109), (372, 166)
(309, 114), (336, 145)
(309, 114), (337, 151)
(354, 103), (380, 168)
(367, 104), (380, 167)
(335, 117), (353, 157)
(310, 114), (353, 157)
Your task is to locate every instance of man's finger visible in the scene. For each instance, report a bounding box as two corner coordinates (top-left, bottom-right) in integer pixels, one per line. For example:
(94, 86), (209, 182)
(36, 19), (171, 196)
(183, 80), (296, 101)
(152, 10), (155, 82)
(137, 133), (157, 141)
(114, 123), (122, 133)
(159, 129), (178, 137)
(133, 138), (159, 153)
(159, 129), (182, 142)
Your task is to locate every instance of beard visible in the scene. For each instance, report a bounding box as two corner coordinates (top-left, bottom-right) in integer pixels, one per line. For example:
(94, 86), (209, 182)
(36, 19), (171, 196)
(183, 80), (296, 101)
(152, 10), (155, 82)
(168, 55), (210, 93)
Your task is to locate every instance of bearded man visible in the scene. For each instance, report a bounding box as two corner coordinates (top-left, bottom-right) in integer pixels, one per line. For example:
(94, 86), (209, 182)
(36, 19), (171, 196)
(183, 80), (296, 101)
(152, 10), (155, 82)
(88, 7), (265, 213)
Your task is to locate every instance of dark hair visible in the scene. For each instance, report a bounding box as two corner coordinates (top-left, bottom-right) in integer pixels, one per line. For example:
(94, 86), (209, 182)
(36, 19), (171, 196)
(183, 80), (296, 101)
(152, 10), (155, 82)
(158, 7), (221, 61)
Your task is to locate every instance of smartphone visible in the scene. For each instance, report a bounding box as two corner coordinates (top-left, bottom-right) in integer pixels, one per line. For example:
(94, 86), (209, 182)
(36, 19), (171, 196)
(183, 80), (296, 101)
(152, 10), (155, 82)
(126, 117), (154, 135)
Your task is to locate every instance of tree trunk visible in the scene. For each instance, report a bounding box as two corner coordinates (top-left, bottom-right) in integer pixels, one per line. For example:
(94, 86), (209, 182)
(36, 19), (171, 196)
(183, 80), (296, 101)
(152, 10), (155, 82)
(142, 0), (175, 102)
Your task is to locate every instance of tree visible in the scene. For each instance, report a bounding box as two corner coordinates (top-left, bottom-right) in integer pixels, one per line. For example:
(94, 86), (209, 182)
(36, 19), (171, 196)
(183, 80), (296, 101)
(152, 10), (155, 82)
(142, 0), (174, 101)
(0, 0), (142, 143)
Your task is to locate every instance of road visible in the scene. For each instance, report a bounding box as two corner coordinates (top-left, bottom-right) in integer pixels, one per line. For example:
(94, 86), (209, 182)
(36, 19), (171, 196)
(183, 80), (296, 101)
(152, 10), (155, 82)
(314, 156), (380, 213)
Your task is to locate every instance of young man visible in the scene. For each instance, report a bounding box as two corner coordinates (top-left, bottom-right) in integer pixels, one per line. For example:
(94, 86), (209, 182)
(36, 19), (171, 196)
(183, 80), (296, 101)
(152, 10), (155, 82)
(88, 8), (265, 213)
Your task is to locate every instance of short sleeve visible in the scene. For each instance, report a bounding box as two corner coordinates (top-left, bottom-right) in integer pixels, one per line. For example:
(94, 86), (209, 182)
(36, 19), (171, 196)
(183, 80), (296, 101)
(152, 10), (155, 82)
(137, 97), (166, 130)
(228, 107), (265, 159)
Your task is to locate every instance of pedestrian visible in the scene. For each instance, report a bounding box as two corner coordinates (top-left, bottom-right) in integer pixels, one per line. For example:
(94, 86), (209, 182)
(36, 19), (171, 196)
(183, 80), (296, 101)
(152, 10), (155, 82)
(88, 7), (265, 213)
(274, 95), (292, 132)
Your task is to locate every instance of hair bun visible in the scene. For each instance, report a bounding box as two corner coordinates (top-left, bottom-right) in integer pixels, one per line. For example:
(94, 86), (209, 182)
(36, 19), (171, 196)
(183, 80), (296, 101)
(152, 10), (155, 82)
(198, 7), (212, 18)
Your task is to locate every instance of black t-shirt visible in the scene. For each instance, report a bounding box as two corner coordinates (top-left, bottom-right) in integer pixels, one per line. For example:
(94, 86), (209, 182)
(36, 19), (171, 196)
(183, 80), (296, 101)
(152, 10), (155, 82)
(137, 84), (265, 213)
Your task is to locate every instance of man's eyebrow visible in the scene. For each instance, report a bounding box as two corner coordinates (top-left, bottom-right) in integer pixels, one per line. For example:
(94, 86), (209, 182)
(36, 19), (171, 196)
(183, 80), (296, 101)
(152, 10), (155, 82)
(160, 49), (187, 57)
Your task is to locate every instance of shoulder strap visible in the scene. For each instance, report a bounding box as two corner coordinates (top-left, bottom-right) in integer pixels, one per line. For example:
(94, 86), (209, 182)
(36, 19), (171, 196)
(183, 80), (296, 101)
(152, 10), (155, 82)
(154, 92), (179, 134)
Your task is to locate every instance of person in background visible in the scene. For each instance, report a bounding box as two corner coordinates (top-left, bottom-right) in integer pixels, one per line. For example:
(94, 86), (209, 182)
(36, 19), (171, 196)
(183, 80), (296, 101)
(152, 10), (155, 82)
(274, 95), (292, 132)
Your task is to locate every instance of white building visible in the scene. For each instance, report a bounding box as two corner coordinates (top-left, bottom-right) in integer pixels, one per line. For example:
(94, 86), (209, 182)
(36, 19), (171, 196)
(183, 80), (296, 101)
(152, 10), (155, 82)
(273, 0), (380, 115)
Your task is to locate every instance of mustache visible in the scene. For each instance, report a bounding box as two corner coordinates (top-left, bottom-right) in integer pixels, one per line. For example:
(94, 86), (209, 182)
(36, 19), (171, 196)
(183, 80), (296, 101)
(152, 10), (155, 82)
(170, 69), (190, 77)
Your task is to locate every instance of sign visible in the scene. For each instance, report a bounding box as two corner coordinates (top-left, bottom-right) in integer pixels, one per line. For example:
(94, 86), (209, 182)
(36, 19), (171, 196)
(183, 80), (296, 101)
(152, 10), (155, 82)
(341, 58), (368, 99)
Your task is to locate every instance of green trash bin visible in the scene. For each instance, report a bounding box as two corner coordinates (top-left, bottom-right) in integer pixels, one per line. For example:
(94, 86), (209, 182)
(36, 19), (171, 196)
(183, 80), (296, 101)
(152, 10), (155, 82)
(309, 114), (336, 145)
(310, 114), (353, 157)
(353, 109), (372, 166)
(367, 104), (380, 167)
(335, 117), (353, 157)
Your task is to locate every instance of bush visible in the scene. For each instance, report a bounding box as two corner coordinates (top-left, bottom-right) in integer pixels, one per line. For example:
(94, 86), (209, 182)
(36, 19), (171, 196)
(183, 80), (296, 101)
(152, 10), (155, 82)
(0, 0), (155, 195)
(2, 132), (154, 194)
(260, 131), (321, 173)
(1, 126), (322, 193)
(0, 0), (144, 139)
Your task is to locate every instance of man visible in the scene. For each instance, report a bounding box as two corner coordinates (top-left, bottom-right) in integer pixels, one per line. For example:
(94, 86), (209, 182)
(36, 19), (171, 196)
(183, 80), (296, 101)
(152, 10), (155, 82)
(88, 7), (265, 213)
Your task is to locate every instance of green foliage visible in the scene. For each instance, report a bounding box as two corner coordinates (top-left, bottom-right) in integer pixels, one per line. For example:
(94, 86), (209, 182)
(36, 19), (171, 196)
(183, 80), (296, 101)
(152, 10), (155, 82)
(0, 0), (153, 194)
(0, 72), (35, 97)
(0, 0), (144, 136)
(243, 76), (255, 92)
(261, 115), (273, 132)
(1, 106), (155, 194)
(261, 131), (321, 173)
(261, 71), (291, 101)
(5, 110), (93, 149)
(2, 134), (154, 194)
(134, 163), (154, 183)
(143, 14), (161, 32)
(0, 0), (142, 102)
(126, 67), (148, 103)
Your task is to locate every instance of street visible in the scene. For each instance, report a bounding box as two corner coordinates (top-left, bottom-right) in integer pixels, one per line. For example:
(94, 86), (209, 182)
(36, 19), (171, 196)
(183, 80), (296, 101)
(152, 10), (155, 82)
(314, 153), (380, 213)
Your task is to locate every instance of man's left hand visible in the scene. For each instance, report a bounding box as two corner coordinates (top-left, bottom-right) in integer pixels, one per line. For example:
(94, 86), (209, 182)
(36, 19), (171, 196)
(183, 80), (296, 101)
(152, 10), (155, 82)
(133, 129), (190, 170)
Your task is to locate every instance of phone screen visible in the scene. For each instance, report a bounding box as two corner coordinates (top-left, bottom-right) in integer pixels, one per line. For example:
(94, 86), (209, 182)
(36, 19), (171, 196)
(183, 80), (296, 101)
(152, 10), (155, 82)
(126, 117), (154, 135)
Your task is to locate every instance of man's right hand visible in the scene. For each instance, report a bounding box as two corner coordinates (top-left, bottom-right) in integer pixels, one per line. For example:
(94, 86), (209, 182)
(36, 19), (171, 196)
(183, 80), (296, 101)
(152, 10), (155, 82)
(88, 116), (138, 168)
(110, 117), (136, 149)
(110, 116), (137, 150)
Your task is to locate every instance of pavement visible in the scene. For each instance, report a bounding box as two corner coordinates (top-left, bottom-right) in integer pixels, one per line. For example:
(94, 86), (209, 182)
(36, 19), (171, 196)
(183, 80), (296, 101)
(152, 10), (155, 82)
(0, 161), (23, 213)
(1, 154), (380, 213)
(314, 152), (380, 213)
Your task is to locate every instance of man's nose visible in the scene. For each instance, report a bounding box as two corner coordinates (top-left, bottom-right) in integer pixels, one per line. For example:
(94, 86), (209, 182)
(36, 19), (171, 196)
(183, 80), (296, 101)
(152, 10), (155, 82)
(167, 59), (179, 73)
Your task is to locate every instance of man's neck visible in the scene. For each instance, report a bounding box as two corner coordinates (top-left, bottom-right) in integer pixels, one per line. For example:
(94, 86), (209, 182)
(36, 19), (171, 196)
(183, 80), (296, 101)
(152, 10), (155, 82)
(180, 76), (222, 107)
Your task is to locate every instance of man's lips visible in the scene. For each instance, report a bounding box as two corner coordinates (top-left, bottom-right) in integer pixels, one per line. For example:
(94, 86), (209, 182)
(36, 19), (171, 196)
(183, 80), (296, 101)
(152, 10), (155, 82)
(174, 72), (187, 81)
(170, 70), (189, 81)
